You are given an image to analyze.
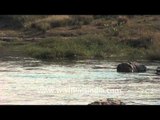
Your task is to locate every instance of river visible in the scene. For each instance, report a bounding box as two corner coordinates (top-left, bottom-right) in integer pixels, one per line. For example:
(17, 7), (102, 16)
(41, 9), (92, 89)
(0, 57), (160, 105)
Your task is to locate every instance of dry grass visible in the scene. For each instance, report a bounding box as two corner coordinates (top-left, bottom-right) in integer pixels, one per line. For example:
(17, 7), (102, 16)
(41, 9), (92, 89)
(1, 15), (160, 60)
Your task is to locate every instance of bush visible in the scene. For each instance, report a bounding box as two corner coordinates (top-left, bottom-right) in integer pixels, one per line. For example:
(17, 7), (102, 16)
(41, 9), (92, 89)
(31, 22), (51, 32)
(146, 46), (160, 60)
(0, 15), (48, 29)
(117, 16), (128, 25)
(67, 15), (93, 26)
(25, 46), (53, 59)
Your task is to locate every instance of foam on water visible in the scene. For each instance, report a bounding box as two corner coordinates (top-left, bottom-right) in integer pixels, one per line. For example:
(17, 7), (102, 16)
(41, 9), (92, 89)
(0, 57), (160, 105)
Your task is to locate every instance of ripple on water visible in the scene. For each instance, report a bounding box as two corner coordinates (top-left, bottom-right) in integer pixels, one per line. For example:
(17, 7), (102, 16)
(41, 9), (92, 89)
(0, 57), (160, 105)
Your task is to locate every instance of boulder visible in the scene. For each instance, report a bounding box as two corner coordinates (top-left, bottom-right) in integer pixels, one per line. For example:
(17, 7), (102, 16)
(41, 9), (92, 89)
(117, 62), (147, 73)
(156, 67), (160, 75)
(136, 64), (147, 72)
(88, 98), (125, 105)
(117, 62), (133, 72)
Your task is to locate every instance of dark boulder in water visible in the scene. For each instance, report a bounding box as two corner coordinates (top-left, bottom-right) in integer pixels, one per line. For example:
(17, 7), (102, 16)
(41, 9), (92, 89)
(88, 98), (125, 105)
(136, 64), (147, 72)
(156, 67), (160, 75)
(117, 62), (147, 73)
(117, 63), (133, 72)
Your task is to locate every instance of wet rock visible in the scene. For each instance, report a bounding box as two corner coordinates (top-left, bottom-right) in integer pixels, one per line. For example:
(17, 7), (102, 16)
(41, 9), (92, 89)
(136, 64), (147, 72)
(117, 62), (147, 73)
(117, 63), (133, 72)
(88, 98), (125, 105)
(92, 65), (108, 69)
(156, 67), (160, 75)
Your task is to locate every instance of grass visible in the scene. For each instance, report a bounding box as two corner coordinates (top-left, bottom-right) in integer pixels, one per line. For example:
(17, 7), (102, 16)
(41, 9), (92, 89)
(0, 34), (150, 61)
(0, 15), (160, 61)
(146, 41), (160, 60)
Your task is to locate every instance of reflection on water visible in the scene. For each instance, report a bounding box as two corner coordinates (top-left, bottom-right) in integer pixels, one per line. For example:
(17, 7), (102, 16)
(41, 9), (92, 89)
(0, 57), (160, 105)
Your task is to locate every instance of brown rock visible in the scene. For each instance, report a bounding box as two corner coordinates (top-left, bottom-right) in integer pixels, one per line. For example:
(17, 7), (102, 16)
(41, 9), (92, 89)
(88, 98), (125, 105)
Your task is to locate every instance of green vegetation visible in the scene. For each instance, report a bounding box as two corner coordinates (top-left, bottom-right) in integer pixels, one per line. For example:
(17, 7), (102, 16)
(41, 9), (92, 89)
(0, 35), (149, 61)
(0, 15), (160, 61)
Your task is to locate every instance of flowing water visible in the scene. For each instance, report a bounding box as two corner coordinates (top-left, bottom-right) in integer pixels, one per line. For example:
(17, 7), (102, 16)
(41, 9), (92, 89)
(0, 57), (160, 105)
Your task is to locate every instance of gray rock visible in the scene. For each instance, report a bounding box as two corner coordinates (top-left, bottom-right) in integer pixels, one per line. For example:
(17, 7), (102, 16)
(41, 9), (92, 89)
(88, 98), (125, 105)
(136, 64), (147, 72)
(117, 62), (147, 73)
(156, 67), (160, 75)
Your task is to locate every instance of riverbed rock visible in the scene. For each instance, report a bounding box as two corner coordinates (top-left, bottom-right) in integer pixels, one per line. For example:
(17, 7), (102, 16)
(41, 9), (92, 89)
(136, 64), (147, 72)
(117, 62), (147, 73)
(88, 98), (125, 105)
(156, 67), (160, 75)
(117, 62), (133, 72)
(92, 65), (108, 69)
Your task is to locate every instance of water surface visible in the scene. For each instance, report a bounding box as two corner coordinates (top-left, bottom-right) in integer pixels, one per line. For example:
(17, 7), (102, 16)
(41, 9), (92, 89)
(0, 57), (160, 105)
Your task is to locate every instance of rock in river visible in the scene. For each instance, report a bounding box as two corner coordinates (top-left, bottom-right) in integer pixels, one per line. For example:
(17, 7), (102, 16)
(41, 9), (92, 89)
(156, 67), (160, 75)
(88, 98), (125, 105)
(117, 62), (147, 73)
